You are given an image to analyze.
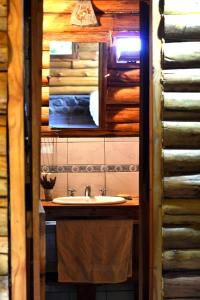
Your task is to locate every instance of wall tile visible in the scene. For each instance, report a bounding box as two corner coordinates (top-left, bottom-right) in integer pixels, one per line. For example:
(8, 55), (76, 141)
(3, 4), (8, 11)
(68, 141), (104, 164)
(41, 142), (54, 166)
(53, 142), (67, 165)
(68, 137), (104, 143)
(68, 173), (105, 196)
(106, 172), (139, 197)
(105, 141), (139, 165)
(105, 137), (139, 142)
(52, 173), (68, 198)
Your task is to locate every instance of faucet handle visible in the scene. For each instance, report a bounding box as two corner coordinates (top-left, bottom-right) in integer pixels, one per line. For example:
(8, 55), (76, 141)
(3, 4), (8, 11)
(68, 188), (76, 196)
(99, 187), (106, 196)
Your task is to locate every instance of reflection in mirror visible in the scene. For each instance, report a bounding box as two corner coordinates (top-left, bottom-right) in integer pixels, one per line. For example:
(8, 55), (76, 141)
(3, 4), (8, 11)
(49, 42), (100, 129)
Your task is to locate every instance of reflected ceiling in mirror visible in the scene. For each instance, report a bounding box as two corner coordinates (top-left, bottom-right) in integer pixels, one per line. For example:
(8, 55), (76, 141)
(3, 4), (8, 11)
(49, 42), (100, 129)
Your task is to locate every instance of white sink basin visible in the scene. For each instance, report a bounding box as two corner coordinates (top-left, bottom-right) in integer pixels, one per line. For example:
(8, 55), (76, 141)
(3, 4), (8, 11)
(52, 196), (126, 205)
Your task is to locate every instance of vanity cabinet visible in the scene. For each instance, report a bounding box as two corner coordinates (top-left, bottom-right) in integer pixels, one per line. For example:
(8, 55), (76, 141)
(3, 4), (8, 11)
(41, 199), (139, 299)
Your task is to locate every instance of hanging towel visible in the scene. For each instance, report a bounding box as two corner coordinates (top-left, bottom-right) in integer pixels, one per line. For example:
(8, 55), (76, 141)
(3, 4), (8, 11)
(56, 219), (133, 283)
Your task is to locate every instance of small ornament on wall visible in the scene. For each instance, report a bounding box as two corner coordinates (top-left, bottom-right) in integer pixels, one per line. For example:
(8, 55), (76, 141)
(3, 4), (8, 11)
(70, 0), (98, 26)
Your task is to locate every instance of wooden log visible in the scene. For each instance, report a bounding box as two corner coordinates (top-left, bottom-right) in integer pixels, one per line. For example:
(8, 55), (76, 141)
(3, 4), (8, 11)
(163, 250), (200, 271)
(108, 69), (140, 85)
(163, 121), (200, 149)
(44, 0), (140, 14)
(42, 86), (49, 106)
(0, 254), (8, 275)
(0, 237), (8, 254)
(0, 198), (7, 208)
(162, 69), (200, 92)
(42, 69), (49, 86)
(164, 175), (200, 199)
(164, 0), (200, 14)
(0, 0), (7, 17)
(163, 226), (200, 249)
(163, 199), (200, 215)
(0, 179), (7, 197)
(0, 72), (7, 114)
(49, 76), (98, 86)
(0, 126), (6, 155)
(43, 14), (139, 33)
(163, 149), (200, 176)
(0, 276), (8, 300)
(41, 107), (49, 124)
(0, 115), (6, 127)
(41, 125), (139, 137)
(49, 86), (97, 95)
(163, 42), (200, 68)
(42, 50), (50, 69)
(78, 43), (99, 52)
(43, 32), (110, 48)
(0, 16), (6, 31)
(163, 215), (200, 225)
(50, 60), (98, 69)
(0, 32), (7, 70)
(78, 51), (98, 61)
(164, 15), (200, 41)
(0, 156), (6, 178)
(106, 107), (139, 123)
(50, 68), (98, 77)
(0, 208), (7, 236)
(50, 60), (71, 69)
(164, 273), (200, 298)
(107, 87), (140, 104)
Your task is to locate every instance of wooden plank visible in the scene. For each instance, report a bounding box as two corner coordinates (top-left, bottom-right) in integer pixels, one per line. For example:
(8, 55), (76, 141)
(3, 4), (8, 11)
(0, 198), (7, 208)
(163, 149), (200, 176)
(43, 13), (139, 32)
(163, 226), (200, 249)
(164, 15), (200, 41)
(43, 0), (140, 14)
(0, 207), (7, 236)
(49, 85), (97, 95)
(163, 215), (200, 225)
(0, 126), (6, 156)
(108, 69), (140, 85)
(8, 0), (27, 298)
(0, 16), (6, 31)
(163, 250), (200, 271)
(0, 237), (8, 253)
(43, 31), (110, 47)
(42, 50), (50, 69)
(0, 156), (6, 178)
(41, 125), (139, 137)
(0, 115), (6, 126)
(0, 276), (9, 300)
(163, 42), (200, 68)
(0, 0), (7, 17)
(50, 59), (98, 69)
(164, 273), (200, 298)
(107, 87), (140, 105)
(106, 107), (139, 123)
(0, 254), (8, 275)
(162, 69), (200, 92)
(164, 175), (200, 199)
(49, 76), (98, 86)
(0, 72), (7, 114)
(163, 122), (200, 149)
(50, 67), (98, 77)
(164, 0), (200, 15)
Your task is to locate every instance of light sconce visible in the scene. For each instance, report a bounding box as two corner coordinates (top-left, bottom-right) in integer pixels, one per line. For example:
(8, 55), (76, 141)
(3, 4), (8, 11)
(114, 35), (141, 64)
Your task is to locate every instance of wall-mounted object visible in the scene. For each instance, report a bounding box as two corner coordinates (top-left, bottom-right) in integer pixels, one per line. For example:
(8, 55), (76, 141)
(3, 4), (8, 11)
(70, 0), (98, 26)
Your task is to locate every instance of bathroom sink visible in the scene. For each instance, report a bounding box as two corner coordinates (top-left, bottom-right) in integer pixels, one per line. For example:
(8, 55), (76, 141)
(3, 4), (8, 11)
(52, 196), (126, 205)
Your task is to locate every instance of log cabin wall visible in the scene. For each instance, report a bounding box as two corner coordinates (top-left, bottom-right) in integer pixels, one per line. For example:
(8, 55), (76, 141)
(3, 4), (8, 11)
(160, 0), (200, 298)
(41, 0), (140, 137)
(0, 0), (9, 298)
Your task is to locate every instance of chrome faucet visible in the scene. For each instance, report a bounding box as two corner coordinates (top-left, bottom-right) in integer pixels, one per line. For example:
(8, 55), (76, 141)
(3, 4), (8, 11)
(85, 185), (91, 197)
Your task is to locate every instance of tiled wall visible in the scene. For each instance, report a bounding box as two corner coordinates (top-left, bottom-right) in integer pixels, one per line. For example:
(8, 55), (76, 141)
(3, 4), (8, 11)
(41, 137), (139, 199)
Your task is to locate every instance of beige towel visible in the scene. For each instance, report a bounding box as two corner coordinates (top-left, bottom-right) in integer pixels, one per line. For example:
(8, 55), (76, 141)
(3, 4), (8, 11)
(56, 219), (133, 283)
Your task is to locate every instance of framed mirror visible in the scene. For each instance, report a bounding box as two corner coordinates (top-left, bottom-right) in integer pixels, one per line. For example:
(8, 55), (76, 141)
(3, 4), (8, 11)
(48, 41), (106, 129)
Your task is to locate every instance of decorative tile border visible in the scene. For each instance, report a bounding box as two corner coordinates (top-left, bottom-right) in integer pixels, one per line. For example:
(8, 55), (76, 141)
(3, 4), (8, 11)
(41, 164), (139, 173)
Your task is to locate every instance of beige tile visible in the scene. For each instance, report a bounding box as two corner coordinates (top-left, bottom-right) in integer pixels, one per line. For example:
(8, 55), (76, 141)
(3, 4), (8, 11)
(68, 141), (104, 164)
(68, 137), (104, 143)
(68, 173), (105, 196)
(41, 137), (54, 143)
(106, 172), (139, 197)
(105, 137), (139, 142)
(53, 142), (68, 165)
(40, 143), (54, 166)
(52, 173), (68, 198)
(57, 138), (68, 143)
(105, 141), (139, 164)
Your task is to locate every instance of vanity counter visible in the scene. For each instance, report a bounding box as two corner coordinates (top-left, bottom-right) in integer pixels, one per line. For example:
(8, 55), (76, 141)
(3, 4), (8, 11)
(41, 197), (139, 221)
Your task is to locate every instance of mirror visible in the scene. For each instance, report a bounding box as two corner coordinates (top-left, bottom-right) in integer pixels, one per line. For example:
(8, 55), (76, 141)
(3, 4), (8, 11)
(49, 42), (101, 129)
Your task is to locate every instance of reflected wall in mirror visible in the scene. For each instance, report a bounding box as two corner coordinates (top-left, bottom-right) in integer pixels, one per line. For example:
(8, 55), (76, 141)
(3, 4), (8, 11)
(49, 42), (100, 129)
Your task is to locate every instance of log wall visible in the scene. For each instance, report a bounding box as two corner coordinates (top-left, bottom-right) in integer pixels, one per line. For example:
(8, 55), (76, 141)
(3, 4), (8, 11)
(0, 0), (9, 299)
(41, 0), (140, 137)
(161, 1), (200, 298)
